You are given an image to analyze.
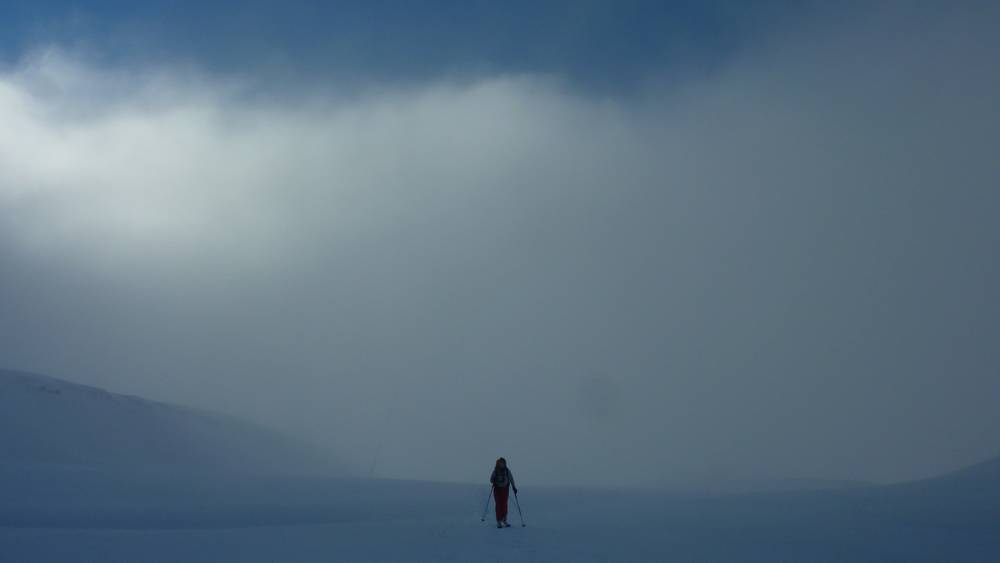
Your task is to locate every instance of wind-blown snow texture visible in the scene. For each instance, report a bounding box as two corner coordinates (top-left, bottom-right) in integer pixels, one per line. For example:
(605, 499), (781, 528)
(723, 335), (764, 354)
(1, 370), (998, 562)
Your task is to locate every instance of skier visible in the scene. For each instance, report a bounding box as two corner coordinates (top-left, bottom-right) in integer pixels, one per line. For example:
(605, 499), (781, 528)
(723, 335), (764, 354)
(490, 457), (518, 528)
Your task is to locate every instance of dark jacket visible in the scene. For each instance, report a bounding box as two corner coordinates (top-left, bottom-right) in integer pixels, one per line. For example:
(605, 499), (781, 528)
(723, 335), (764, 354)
(490, 467), (516, 490)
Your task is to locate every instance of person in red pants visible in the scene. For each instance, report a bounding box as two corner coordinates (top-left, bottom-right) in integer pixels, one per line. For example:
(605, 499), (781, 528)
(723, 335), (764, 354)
(490, 457), (518, 528)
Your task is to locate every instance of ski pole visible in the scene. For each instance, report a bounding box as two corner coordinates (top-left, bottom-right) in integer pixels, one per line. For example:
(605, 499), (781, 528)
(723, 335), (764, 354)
(513, 490), (526, 527)
(480, 486), (494, 521)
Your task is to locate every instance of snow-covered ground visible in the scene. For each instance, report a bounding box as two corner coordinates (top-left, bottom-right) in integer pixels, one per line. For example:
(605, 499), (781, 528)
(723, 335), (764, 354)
(3, 370), (998, 561)
(2, 462), (999, 562)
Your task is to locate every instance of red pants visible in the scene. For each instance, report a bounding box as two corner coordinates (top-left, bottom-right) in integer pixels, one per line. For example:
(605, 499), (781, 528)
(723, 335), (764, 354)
(494, 486), (509, 522)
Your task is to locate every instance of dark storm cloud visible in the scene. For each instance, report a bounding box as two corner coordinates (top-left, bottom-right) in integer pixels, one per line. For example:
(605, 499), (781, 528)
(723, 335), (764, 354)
(0, 0), (794, 92)
(1, 2), (998, 487)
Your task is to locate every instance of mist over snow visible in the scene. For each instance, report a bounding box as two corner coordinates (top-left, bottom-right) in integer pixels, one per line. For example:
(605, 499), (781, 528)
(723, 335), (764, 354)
(1, 2), (999, 490)
(0, 369), (340, 473)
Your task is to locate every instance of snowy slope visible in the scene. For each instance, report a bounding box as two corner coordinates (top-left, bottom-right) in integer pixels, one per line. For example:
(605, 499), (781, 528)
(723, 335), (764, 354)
(0, 369), (338, 474)
(917, 452), (1000, 490)
(2, 368), (998, 561)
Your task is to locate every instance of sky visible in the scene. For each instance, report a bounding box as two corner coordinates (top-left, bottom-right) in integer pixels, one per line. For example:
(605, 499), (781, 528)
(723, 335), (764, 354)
(1, 1), (999, 488)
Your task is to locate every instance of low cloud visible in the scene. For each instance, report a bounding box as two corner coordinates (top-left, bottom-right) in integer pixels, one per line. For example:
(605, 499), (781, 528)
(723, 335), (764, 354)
(2, 3), (999, 487)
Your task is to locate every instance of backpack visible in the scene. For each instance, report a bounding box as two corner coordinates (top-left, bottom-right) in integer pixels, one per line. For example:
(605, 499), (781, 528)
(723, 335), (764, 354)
(493, 467), (510, 487)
